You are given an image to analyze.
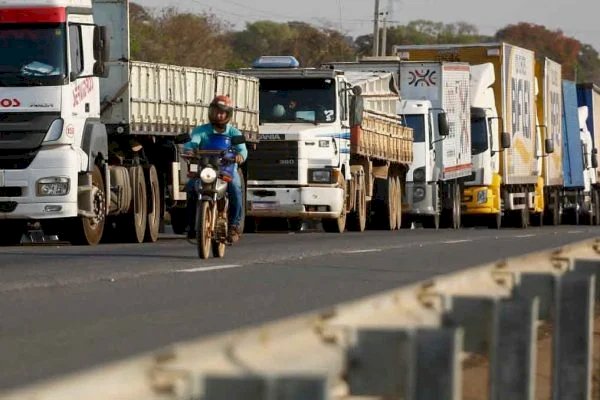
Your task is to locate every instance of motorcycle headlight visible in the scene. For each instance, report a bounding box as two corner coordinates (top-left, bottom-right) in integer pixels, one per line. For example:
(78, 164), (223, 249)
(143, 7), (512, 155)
(43, 118), (64, 143)
(200, 167), (217, 184)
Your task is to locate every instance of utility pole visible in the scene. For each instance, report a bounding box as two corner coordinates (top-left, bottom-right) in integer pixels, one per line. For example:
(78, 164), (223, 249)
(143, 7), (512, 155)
(381, 11), (388, 56)
(372, 0), (380, 56)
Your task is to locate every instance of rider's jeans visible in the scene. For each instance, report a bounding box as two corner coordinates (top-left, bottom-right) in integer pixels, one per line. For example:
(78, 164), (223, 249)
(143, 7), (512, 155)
(186, 166), (243, 231)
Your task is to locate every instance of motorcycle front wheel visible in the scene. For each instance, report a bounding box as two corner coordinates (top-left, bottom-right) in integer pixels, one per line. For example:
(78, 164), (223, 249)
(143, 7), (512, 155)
(197, 201), (213, 259)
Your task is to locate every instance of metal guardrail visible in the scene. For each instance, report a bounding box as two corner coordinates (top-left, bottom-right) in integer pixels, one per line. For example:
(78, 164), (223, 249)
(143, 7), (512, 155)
(3, 238), (600, 400)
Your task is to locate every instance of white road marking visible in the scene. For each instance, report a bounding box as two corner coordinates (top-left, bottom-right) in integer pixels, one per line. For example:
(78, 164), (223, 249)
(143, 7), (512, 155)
(441, 239), (472, 244)
(567, 230), (584, 234)
(515, 234), (536, 238)
(177, 264), (242, 273)
(340, 249), (381, 254)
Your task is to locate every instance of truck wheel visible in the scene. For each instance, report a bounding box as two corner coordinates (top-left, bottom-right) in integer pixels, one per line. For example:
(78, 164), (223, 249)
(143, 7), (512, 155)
(452, 183), (461, 229)
(423, 213), (440, 230)
(122, 166), (147, 243)
(394, 176), (403, 230)
(69, 166), (106, 245)
(323, 176), (347, 233)
(244, 217), (258, 233)
(545, 190), (560, 226)
(593, 190), (600, 225)
(169, 207), (187, 234)
(348, 175), (366, 232)
(288, 218), (304, 232)
(519, 206), (529, 229)
(144, 165), (160, 242)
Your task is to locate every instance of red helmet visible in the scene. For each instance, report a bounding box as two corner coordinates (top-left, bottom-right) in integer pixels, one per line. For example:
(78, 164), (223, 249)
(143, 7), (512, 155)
(209, 95), (233, 128)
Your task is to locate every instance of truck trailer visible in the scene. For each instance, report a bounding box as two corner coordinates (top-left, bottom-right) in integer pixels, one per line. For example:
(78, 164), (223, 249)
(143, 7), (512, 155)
(576, 83), (600, 224)
(394, 43), (553, 228)
(0, 0), (259, 245)
(240, 56), (412, 232)
(325, 58), (471, 229)
(536, 58), (563, 225)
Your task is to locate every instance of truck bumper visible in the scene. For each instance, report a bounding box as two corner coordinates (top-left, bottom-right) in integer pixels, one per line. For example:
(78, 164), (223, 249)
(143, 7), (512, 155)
(404, 182), (437, 216)
(247, 186), (344, 219)
(462, 186), (498, 215)
(0, 147), (80, 220)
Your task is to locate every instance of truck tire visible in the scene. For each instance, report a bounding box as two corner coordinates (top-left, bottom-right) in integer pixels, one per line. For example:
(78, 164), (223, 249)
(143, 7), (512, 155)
(323, 176), (347, 233)
(488, 213), (502, 230)
(69, 166), (106, 245)
(121, 166), (147, 243)
(451, 183), (461, 229)
(593, 190), (600, 225)
(519, 206), (529, 229)
(144, 165), (160, 242)
(423, 213), (440, 230)
(394, 176), (403, 230)
(369, 177), (395, 230)
(545, 190), (560, 226)
(347, 174), (366, 232)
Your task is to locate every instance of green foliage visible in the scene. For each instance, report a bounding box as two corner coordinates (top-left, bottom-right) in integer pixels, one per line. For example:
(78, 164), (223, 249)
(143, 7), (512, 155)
(496, 23), (582, 80)
(128, 4), (599, 85)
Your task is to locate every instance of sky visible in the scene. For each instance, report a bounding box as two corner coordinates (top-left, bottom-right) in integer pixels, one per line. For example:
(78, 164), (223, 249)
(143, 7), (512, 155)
(135, 0), (600, 53)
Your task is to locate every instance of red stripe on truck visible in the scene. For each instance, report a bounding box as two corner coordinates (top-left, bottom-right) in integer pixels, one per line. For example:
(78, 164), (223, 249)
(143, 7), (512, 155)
(444, 163), (473, 173)
(0, 7), (66, 23)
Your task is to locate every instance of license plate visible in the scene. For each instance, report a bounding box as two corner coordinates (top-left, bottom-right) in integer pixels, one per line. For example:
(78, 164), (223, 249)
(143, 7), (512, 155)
(0, 171), (4, 187)
(251, 201), (278, 210)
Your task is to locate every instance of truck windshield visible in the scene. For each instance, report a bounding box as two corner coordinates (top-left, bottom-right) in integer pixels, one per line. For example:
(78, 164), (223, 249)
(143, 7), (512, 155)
(259, 78), (336, 123)
(0, 23), (67, 87)
(471, 116), (489, 155)
(401, 114), (425, 142)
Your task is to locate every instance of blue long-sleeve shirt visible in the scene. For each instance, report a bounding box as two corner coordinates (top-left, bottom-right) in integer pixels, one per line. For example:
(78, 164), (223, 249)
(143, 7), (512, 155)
(184, 123), (248, 161)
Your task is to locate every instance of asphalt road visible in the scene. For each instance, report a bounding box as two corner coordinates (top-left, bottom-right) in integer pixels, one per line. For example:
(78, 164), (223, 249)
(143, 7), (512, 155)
(0, 225), (598, 390)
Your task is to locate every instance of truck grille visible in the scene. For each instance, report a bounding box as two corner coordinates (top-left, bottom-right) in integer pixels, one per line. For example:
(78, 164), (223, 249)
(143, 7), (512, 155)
(0, 112), (58, 170)
(248, 141), (299, 181)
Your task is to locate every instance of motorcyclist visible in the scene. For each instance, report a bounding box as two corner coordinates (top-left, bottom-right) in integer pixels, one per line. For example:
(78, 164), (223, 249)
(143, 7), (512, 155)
(184, 95), (247, 243)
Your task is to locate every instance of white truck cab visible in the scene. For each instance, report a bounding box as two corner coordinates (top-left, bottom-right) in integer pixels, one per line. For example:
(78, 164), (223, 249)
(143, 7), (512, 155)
(0, 0), (109, 243)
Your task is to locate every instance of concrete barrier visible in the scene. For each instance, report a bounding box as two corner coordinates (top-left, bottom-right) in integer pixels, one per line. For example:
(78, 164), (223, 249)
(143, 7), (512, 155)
(3, 238), (599, 400)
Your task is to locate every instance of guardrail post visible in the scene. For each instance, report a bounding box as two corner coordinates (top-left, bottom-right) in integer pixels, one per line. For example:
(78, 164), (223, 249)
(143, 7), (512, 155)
(552, 272), (595, 400)
(490, 296), (539, 400)
(415, 328), (463, 400)
(204, 375), (328, 400)
(443, 297), (496, 354)
(347, 329), (414, 399)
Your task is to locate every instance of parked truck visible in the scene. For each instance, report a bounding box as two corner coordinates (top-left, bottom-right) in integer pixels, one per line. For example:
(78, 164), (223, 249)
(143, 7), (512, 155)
(325, 58), (470, 229)
(239, 56), (412, 232)
(394, 43), (553, 228)
(561, 81), (597, 224)
(577, 83), (600, 224)
(536, 58), (563, 225)
(0, 0), (259, 245)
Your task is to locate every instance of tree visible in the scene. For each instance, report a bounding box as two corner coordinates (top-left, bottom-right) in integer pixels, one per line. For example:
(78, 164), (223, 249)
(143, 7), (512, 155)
(495, 23), (581, 80)
(355, 20), (492, 57)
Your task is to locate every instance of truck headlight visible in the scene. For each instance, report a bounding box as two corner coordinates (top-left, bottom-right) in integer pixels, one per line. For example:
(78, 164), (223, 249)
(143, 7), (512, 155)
(199, 167), (217, 184)
(37, 177), (70, 196)
(477, 189), (488, 204)
(308, 168), (332, 183)
(43, 119), (64, 143)
(413, 167), (426, 182)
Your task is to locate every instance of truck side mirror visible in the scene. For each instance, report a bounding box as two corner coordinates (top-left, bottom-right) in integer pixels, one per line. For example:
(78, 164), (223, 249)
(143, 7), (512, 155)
(592, 148), (598, 168)
(93, 26), (110, 78)
(501, 131), (511, 149)
(438, 112), (449, 136)
(544, 138), (554, 154)
(349, 86), (364, 127)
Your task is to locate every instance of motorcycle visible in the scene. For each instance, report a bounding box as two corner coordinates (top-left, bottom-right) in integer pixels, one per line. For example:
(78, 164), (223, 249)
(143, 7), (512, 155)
(186, 135), (244, 259)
